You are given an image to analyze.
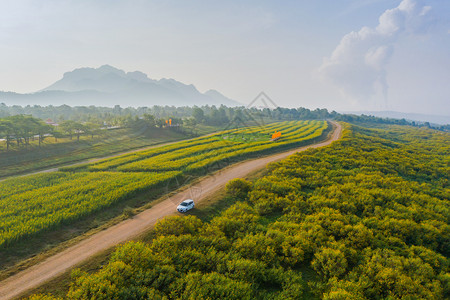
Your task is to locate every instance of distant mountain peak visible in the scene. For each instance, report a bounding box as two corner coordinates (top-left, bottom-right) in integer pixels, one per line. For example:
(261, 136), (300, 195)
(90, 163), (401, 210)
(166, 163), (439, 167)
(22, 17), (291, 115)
(98, 64), (120, 71)
(3, 65), (241, 107)
(61, 65), (125, 80)
(205, 89), (238, 106)
(126, 71), (151, 82)
(204, 89), (222, 96)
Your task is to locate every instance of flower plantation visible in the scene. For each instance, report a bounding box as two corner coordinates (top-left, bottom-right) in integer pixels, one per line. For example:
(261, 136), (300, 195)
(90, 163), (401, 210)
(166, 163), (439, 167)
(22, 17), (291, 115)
(35, 123), (449, 300)
(0, 171), (180, 247)
(0, 120), (328, 248)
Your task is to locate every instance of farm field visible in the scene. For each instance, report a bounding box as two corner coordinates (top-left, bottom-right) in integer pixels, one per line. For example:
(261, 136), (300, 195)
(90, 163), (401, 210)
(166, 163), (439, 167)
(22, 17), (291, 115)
(66, 120), (327, 173)
(0, 120), (328, 250)
(29, 122), (448, 300)
(0, 127), (187, 179)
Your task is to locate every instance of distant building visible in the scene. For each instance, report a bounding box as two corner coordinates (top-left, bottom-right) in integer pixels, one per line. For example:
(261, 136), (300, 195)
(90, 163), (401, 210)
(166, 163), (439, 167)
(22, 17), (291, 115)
(45, 118), (59, 126)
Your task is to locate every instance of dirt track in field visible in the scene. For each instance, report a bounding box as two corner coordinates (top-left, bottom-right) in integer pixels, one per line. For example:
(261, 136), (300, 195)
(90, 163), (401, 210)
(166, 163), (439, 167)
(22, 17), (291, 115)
(0, 122), (342, 300)
(0, 132), (221, 182)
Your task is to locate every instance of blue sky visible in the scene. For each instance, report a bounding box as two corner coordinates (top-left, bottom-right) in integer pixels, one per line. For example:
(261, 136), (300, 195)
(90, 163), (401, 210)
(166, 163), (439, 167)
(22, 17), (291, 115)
(0, 0), (449, 114)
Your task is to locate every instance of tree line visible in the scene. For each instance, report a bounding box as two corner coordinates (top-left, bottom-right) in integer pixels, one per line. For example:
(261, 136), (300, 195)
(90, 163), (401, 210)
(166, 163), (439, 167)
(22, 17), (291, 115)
(1, 102), (448, 131)
(0, 115), (103, 150)
(0, 105), (337, 151)
(0, 103), (336, 124)
(335, 113), (450, 131)
(1, 103), (448, 151)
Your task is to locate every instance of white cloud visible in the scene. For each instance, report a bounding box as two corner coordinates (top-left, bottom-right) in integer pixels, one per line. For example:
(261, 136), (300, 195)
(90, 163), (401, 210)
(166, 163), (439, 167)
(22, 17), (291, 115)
(317, 0), (433, 106)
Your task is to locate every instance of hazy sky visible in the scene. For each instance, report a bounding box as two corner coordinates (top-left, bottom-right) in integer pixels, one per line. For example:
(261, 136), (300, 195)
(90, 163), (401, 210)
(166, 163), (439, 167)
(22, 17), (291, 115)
(1, 0), (449, 115)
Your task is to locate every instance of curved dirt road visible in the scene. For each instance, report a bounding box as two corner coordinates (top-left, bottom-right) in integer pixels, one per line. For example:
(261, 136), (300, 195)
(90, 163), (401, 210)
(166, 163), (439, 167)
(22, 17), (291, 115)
(0, 122), (342, 300)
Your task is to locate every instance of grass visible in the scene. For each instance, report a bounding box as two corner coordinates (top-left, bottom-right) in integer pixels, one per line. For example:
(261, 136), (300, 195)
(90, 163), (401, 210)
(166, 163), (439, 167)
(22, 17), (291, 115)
(0, 127), (188, 179)
(0, 120), (276, 180)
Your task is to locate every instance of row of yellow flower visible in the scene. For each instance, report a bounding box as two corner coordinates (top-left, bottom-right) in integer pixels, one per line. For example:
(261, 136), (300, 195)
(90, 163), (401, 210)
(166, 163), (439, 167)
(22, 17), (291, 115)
(0, 121), (327, 247)
(89, 121), (307, 171)
(89, 121), (298, 172)
(227, 120), (301, 135)
(0, 172), (78, 201)
(117, 121), (326, 172)
(186, 121), (328, 173)
(88, 136), (221, 171)
(0, 171), (180, 247)
(115, 140), (238, 172)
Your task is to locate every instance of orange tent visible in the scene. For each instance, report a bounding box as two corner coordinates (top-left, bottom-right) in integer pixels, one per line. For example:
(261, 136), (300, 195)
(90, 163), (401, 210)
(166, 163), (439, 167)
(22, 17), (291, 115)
(271, 131), (281, 140)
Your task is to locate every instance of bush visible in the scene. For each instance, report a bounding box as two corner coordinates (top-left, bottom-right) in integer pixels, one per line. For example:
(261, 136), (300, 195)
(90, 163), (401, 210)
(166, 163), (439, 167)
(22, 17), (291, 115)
(226, 178), (252, 199)
(153, 216), (203, 237)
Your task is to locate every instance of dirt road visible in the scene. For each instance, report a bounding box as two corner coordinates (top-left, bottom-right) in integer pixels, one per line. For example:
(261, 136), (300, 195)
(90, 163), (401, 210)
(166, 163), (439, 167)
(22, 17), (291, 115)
(0, 122), (342, 300)
(0, 132), (220, 182)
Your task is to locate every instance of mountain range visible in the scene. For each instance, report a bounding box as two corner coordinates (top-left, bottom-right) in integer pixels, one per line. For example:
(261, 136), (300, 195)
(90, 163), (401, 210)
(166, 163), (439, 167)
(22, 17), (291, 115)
(0, 65), (241, 107)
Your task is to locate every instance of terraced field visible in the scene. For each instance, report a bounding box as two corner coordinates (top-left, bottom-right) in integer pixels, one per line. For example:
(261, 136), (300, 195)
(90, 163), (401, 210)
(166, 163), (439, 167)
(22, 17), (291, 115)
(0, 120), (328, 248)
(73, 120), (327, 173)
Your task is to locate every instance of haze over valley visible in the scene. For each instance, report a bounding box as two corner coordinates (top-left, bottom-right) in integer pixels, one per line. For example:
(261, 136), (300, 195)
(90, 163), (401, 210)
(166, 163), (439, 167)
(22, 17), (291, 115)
(0, 65), (240, 107)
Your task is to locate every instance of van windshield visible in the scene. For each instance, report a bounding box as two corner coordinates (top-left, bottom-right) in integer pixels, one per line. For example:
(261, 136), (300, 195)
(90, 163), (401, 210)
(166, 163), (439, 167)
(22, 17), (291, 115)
(180, 202), (188, 206)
